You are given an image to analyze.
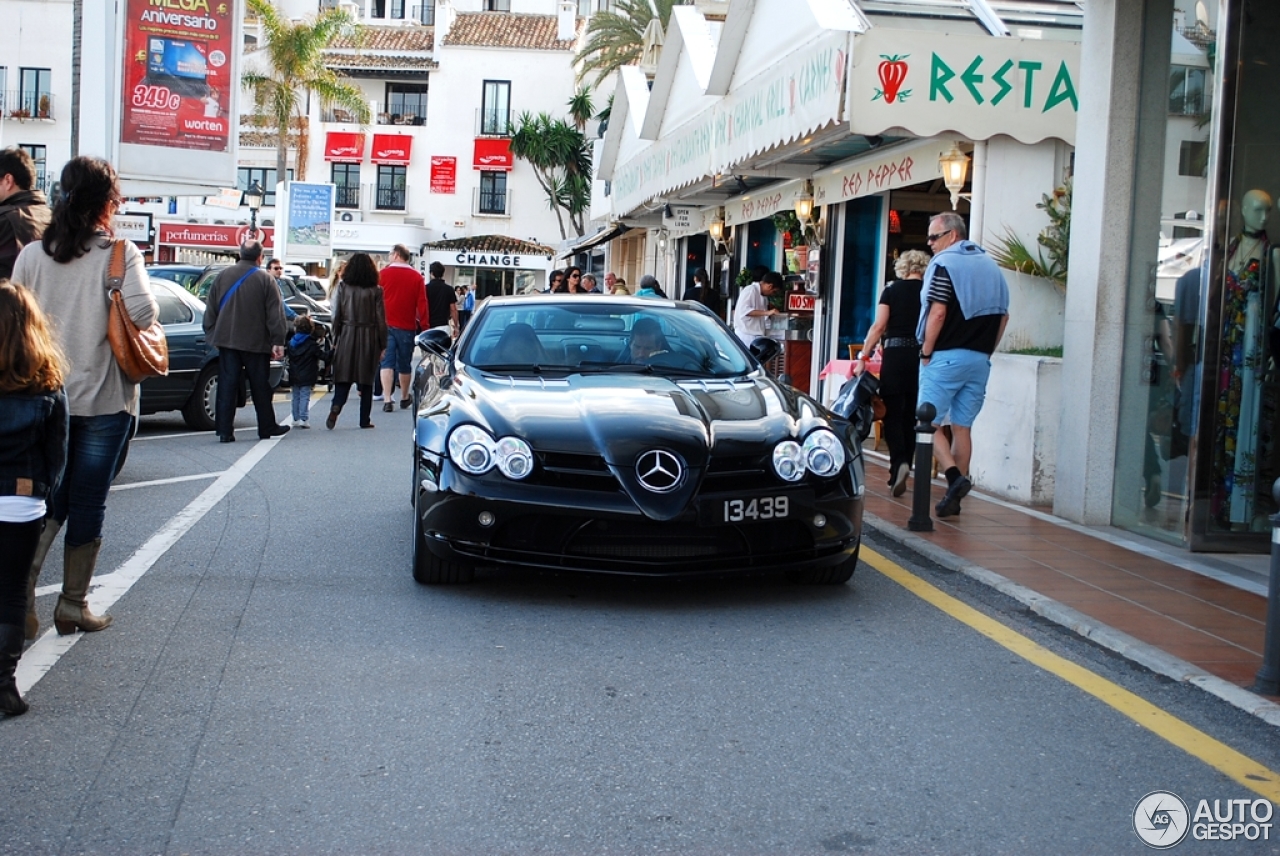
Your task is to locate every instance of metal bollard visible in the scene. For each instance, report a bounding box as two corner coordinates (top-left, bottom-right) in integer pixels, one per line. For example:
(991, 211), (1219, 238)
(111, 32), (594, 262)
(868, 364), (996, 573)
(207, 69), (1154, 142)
(1253, 479), (1280, 696)
(908, 402), (937, 532)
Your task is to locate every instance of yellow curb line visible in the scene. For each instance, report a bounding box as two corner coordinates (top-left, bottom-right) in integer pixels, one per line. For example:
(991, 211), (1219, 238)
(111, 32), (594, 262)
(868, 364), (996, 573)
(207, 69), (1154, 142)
(863, 546), (1280, 802)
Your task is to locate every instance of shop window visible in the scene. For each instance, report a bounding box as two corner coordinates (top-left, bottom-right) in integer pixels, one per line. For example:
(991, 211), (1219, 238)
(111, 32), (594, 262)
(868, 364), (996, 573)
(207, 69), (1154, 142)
(332, 163), (360, 209)
(1178, 140), (1208, 177)
(376, 165), (406, 210)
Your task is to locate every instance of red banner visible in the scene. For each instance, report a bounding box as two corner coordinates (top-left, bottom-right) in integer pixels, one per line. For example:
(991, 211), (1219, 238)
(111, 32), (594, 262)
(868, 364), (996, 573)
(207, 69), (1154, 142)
(158, 223), (275, 250)
(431, 156), (457, 194)
(371, 134), (413, 165)
(120, 0), (235, 152)
(324, 132), (365, 163)
(473, 137), (513, 171)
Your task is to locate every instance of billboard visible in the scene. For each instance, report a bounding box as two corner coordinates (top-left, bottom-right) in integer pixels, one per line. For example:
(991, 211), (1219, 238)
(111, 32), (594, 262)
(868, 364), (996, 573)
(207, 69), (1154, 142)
(275, 182), (334, 263)
(116, 0), (240, 192)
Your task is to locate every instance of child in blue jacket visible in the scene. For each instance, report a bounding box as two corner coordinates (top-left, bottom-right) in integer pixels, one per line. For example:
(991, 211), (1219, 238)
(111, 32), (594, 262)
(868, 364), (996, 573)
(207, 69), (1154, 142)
(286, 314), (326, 428)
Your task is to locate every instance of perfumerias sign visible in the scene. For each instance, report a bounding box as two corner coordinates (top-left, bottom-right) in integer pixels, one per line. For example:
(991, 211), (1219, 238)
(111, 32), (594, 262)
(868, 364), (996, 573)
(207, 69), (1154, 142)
(611, 30), (849, 214)
(850, 29), (1080, 145)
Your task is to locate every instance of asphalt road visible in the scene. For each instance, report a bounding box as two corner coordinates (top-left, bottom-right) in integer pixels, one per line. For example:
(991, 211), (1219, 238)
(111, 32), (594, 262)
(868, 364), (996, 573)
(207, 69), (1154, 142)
(2, 396), (1278, 855)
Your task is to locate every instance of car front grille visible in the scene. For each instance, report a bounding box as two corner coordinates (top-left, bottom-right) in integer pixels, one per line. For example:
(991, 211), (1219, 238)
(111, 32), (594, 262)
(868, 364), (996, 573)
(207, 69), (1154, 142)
(536, 451), (618, 492)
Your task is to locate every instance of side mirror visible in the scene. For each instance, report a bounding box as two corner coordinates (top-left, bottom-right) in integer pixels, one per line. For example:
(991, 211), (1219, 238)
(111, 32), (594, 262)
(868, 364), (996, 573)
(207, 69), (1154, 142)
(416, 328), (452, 357)
(749, 336), (781, 365)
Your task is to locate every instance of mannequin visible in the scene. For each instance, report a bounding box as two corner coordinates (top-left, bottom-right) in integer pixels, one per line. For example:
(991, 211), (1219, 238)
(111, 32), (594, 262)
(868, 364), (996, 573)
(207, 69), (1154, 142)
(1212, 188), (1272, 527)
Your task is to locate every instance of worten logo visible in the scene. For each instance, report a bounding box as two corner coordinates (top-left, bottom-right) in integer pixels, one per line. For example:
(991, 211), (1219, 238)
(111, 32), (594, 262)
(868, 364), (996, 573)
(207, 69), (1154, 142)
(635, 449), (685, 494)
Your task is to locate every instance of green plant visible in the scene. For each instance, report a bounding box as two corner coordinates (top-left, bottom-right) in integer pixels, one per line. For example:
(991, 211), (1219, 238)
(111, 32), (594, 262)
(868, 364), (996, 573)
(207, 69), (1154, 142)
(772, 209), (817, 245)
(735, 268), (753, 289)
(576, 0), (688, 86)
(1007, 346), (1063, 358)
(988, 178), (1071, 289)
(510, 109), (593, 240)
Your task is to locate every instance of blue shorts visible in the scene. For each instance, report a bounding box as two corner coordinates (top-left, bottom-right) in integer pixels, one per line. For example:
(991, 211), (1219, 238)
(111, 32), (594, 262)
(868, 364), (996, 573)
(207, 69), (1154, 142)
(381, 327), (415, 373)
(917, 349), (991, 428)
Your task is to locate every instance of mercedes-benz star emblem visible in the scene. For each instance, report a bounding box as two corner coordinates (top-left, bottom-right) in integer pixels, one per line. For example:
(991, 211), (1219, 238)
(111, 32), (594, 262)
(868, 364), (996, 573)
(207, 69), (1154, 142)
(635, 449), (685, 493)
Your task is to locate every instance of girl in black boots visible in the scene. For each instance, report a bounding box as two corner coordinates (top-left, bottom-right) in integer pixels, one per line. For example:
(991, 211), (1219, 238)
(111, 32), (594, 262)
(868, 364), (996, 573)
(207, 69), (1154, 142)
(0, 281), (68, 715)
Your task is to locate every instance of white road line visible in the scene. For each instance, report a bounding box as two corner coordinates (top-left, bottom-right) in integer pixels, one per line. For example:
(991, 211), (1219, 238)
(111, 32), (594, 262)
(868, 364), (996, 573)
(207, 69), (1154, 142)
(15, 436), (283, 694)
(110, 472), (222, 491)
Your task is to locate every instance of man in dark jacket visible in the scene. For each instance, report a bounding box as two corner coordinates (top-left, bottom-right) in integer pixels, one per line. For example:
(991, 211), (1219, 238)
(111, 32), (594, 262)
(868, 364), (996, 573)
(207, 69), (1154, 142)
(202, 241), (290, 442)
(0, 148), (52, 280)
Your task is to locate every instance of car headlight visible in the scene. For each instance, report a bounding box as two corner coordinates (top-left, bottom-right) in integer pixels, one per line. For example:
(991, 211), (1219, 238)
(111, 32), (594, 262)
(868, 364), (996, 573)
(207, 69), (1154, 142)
(772, 441), (805, 482)
(803, 429), (846, 477)
(447, 426), (534, 480)
(494, 436), (534, 480)
(448, 425), (496, 474)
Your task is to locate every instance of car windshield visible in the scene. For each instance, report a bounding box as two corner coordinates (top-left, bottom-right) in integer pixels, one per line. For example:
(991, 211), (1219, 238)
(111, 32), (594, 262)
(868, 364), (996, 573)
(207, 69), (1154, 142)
(460, 301), (754, 378)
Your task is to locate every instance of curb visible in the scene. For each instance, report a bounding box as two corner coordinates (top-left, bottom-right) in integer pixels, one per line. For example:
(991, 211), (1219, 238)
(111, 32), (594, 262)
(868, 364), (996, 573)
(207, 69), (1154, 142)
(863, 511), (1280, 729)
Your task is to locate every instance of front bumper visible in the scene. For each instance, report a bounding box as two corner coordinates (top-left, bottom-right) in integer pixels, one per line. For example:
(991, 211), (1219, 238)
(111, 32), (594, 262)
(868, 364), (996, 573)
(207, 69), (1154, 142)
(414, 463), (862, 577)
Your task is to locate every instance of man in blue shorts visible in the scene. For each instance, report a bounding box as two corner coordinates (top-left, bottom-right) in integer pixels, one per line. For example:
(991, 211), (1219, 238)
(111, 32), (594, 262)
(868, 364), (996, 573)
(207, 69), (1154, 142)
(378, 244), (427, 412)
(916, 211), (1009, 517)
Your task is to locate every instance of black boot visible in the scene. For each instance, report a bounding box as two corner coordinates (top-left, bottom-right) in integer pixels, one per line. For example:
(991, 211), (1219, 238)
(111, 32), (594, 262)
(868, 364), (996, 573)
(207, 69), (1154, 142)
(0, 624), (29, 716)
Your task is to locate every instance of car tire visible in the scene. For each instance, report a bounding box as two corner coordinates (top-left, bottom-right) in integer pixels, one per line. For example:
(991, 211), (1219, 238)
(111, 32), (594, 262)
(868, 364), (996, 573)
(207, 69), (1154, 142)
(412, 482), (475, 584)
(182, 364), (219, 431)
(787, 542), (859, 585)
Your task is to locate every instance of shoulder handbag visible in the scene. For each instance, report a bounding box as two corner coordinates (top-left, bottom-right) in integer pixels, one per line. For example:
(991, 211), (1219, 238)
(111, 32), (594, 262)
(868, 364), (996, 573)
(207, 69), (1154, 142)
(105, 240), (169, 383)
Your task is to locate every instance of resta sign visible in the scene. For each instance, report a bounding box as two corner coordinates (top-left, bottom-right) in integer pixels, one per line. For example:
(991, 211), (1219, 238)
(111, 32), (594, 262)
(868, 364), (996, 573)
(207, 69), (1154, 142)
(851, 30), (1081, 145)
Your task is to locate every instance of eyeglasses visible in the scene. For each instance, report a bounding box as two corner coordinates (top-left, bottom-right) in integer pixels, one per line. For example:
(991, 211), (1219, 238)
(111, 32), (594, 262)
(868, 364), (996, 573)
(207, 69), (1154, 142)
(926, 230), (953, 244)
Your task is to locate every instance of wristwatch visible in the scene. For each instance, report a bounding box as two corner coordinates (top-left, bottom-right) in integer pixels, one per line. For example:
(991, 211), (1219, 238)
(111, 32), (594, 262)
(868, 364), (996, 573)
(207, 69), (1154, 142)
(921, 351), (932, 360)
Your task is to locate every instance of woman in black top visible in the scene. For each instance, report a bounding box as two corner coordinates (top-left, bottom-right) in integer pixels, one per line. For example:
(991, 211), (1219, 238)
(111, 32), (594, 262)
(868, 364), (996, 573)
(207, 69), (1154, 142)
(857, 249), (930, 495)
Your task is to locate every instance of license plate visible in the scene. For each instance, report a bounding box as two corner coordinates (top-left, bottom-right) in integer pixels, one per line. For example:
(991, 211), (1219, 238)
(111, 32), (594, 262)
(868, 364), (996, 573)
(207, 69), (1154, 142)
(710, 494), (795, 524)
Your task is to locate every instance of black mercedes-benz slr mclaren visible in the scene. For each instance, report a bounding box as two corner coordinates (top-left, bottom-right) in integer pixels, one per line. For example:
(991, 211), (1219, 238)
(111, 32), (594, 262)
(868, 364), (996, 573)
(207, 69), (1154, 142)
(409, 295), (867, 585)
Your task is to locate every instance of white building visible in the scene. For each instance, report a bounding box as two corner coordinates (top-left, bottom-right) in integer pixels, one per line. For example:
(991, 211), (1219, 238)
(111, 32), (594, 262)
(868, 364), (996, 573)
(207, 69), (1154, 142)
(0, 0), (74, 193)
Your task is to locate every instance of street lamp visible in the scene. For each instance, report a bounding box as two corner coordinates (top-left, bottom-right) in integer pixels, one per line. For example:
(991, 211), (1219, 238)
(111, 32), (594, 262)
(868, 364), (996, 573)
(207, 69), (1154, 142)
(245, 180), (265, 238)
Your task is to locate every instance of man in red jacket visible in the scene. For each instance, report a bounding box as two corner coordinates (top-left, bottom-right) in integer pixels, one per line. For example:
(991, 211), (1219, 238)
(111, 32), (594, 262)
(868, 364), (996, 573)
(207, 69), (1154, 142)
(379, 244), (426, 412)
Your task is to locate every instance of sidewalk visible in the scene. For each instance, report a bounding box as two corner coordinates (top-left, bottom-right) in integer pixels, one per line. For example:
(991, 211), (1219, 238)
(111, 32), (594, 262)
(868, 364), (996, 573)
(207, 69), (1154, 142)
(858, 454), (1280, 728)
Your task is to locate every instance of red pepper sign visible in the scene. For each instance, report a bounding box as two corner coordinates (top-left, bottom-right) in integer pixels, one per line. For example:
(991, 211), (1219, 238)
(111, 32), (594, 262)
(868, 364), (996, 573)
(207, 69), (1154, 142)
(874, 54), (911, 105)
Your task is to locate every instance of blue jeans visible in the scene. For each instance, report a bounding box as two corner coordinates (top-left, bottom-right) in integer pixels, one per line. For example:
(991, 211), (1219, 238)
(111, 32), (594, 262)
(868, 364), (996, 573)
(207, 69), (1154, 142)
(50, 411), (133, 548)
(291, 386), (313, 422)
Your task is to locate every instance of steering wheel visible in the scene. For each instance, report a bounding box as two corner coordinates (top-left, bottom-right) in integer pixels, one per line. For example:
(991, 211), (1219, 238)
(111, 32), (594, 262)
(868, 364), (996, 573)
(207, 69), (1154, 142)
(646, 350), (701, 371)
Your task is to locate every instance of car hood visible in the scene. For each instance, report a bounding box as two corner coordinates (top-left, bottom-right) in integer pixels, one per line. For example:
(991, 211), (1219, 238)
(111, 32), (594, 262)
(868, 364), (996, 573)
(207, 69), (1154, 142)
(447, 369), (836, 520)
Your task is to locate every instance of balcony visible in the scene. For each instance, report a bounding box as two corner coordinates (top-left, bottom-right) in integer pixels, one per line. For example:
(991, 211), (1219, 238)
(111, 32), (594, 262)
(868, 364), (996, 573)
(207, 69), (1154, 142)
(376, 185), (407, 211)
(473, 186), (511, 217)
(321, 105), (425, 126)
(2, 91), (54, 121)
(335, 185), (361, 209)
(475, 108), (511, 137)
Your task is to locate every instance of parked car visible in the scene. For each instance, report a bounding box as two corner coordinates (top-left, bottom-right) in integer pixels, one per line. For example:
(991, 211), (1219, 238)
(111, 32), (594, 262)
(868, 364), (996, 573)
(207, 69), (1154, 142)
(191, 266), (332, 326)
(145, 264), (208, 292)
(293, 275), (331, 308)
(139, 279), (284, 431)
(408, 295), (865, 585)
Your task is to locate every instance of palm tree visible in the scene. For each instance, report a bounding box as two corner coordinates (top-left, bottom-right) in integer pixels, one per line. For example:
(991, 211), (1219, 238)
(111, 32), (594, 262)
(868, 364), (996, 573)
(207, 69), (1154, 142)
(577, 0), (688, 87)
(242, 0), (370, 183)
(509, 107), (593, 241)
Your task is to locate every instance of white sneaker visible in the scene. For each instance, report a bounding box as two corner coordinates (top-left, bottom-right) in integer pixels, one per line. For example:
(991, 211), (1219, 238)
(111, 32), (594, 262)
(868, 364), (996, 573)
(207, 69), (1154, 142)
(298, 420), (311, 429)
(373, 394), (384, 401)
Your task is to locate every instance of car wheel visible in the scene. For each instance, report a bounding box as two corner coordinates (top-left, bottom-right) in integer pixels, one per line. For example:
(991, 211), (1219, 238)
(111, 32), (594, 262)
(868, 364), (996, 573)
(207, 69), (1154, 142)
(412, 480), (475, 584)
(182, 364), (219, 431)
(787, 541), (859, 585)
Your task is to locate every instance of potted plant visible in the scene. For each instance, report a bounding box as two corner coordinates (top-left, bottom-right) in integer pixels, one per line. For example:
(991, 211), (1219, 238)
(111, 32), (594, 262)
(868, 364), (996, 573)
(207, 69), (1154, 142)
(37, 94), (49, 118)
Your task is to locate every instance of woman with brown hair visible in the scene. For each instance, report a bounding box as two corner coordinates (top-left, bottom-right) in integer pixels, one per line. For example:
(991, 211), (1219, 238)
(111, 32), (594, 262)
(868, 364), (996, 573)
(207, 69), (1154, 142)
(326, 253), (387, 430)
(0, 281), (68, 714)
(12, 156), (157, 637)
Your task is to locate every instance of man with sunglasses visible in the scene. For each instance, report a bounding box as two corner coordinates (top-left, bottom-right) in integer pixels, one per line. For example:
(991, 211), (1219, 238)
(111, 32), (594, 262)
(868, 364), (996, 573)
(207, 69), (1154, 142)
(915, 211), (1009, 518)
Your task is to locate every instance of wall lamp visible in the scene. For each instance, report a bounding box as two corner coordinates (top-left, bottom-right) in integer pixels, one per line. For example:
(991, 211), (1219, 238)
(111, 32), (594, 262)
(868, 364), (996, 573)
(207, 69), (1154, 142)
(709, 207), (732, 254)
(939, 142), (971, 210)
